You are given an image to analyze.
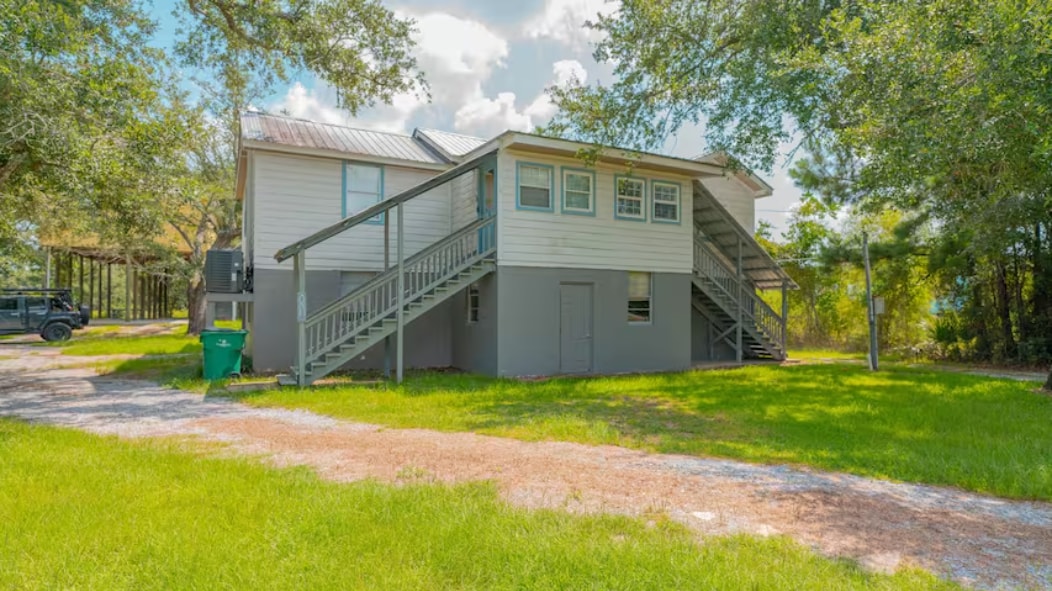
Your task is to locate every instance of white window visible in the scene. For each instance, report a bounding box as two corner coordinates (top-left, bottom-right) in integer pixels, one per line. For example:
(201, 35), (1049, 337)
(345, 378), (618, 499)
(562, 169), (594, 214)
(627, 271), (652, 323)
(651, 181), (680, 222)
(467, 283), (480, 324)
(344, 162), (383, 223)
(615, 177), (645, 220)
(517, 163), (553, 210)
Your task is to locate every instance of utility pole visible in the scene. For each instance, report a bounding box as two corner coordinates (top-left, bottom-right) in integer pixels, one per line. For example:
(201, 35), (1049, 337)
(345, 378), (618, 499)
(863, 232), (879, 371)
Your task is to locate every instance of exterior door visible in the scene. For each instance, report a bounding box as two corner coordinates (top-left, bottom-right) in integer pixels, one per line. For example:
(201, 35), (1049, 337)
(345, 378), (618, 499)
(0, 296), (24, 332)
(559, 283), (593, 374)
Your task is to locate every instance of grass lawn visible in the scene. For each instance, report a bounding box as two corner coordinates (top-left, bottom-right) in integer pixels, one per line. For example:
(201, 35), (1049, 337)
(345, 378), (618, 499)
(232, 364), (1052, 501)
(59, 333), (201, 356)
(0, 419), (953, 590)
(791, 348), (867, 361)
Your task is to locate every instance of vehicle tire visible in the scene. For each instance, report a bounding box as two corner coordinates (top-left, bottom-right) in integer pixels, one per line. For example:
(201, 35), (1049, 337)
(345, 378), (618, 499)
(79, 305), (91, 326)
(42, 322), (73, 342)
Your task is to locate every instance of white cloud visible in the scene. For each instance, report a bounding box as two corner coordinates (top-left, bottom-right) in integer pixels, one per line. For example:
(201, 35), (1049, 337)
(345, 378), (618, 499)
(411, 12), (509, 107)
(271, 12), (509, 134)
(525, 0), (619, 48)
(454, 59), (587, 137)
(273, 82), (350, 125)
(454, 92), (533, 135)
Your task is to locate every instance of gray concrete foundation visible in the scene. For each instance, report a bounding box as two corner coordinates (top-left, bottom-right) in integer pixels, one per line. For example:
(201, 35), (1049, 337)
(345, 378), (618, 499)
(494, 266), (692, 377)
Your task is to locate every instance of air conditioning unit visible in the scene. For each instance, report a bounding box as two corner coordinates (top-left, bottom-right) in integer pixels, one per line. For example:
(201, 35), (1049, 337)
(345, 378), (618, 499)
(205, 249), (244, 294)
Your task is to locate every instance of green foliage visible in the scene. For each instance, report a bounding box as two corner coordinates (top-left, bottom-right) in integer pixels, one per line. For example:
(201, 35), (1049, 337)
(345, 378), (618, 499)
(174, 0), (424, 122)
(0, 0), (194, 252)
(0, 420), (954, 590)
(233, 365), (1052, 500)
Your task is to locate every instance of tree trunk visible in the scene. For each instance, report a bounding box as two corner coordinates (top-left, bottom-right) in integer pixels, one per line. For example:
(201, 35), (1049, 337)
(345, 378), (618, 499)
(186, 273), (207, 335)
(995, 261), (1017, 361)
(1044, 368), (1052, 391)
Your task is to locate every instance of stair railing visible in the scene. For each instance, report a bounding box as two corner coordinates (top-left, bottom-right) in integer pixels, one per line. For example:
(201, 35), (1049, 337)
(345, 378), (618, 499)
(693, 237), (784, 350)
(303, 216), (495, 364)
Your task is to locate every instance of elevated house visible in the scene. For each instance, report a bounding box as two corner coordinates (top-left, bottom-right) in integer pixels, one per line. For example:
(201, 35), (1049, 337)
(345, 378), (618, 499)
(229, 112), (796, 384)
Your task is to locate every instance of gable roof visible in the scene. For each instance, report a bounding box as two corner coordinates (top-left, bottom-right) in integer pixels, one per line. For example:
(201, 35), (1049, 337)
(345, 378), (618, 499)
(413, 128), (487, 161)
(695, 152), (774, 198)
(240, 111), (446, 165)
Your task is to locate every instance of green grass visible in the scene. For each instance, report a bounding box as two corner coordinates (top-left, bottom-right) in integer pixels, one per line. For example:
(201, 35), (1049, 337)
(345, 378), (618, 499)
(791, 348), (867, 361)
(59, 333), (201, 356)
(0, 419), (954, 590)
(232, 365), (1052, 500)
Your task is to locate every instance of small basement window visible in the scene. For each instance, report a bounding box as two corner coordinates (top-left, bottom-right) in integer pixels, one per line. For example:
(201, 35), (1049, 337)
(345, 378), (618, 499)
(615, 177), (645, 220)
(651, 181), (680, 222)
(517, 163), (554, 210)
(467, 283), (480, 324)
(627, 271), (652, 323)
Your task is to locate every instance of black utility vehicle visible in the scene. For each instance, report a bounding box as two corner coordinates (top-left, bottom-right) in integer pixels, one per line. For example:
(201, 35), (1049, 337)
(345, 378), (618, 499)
(0, 288), (90, 341)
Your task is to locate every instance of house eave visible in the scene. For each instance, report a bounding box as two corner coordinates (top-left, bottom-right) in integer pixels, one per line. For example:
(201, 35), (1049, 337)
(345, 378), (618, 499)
(241, 139), (452, 171)
(497, 133), (726, 177)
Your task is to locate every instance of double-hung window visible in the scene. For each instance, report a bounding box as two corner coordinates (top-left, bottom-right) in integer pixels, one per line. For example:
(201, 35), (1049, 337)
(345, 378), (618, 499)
(344, 162), (383, 223)
(562, 168), (595, 214)
(517, 163), (554, 210)
(627, 271), (652, 323)
(615, 177), (645, 220)
(651, 181), (681, 223)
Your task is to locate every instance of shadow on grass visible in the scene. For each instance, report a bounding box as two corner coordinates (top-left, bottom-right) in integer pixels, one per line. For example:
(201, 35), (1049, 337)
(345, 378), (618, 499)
(263, 364), (1052, 499)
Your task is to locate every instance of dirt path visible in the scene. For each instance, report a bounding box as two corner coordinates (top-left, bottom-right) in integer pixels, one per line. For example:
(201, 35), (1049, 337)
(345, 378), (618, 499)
(1, 344), (1049, 590)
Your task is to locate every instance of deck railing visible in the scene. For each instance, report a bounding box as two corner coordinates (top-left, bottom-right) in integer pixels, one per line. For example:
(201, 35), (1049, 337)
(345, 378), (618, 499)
(303, 217), (495, 364)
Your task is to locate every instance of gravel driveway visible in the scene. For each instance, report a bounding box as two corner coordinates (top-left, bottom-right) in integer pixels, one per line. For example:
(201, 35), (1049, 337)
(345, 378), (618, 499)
(1, 343), (1050, 590)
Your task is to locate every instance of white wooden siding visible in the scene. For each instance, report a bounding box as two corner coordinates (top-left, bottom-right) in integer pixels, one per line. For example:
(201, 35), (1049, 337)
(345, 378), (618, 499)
(497, 150), (694, 274)
(451, 169), (477, 231)
(698, 175), (756, 231)
(251, 151), (453, 271)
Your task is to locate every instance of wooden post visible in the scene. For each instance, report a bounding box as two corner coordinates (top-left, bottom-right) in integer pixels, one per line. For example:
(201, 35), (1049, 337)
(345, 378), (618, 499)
(781, 280), (789, 355)
(396, 203), (405, 384)
(106, 263), (113, 319)
(384, 212), (391, 378)
(294, 251), (307, 386)
(863, 232), (879, 371)
(736, 236), (743, 364)
(124, 257), (132, 322)
(43, 247), (51, 289)
(78, 255), (84, 305)
(88, 259), (95, 318)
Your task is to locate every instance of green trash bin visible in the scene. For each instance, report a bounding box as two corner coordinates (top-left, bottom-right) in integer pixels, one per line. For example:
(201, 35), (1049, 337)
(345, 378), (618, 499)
(200, 328), (248, 380)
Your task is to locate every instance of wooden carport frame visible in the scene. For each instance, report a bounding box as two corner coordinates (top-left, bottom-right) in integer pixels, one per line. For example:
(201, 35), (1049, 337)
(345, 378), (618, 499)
(44, 247), (175, 321)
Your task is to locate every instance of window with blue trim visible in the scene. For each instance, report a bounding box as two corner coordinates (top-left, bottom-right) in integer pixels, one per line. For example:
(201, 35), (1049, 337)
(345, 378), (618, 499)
(563, 169), (594, 213)
(615, 177), (645, 219)
(651, 181), (680, 222)
(517, 163), (553, 210)
(344, 162), (383, 223)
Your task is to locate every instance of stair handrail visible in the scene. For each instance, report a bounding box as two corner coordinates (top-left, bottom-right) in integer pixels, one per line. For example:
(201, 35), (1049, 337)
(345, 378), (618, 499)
(694, 236), (783, 347)
(303, 216), (495, 362)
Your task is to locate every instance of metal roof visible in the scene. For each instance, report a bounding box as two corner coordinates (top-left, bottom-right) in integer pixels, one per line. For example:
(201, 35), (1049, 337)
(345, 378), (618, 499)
(414, 128), (487, 160)
(693, 180), (797, 290)
(241, 111), (447, 165)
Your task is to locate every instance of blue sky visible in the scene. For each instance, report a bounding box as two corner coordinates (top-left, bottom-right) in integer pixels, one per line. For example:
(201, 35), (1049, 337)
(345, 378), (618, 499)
(149, 0), (803, 234)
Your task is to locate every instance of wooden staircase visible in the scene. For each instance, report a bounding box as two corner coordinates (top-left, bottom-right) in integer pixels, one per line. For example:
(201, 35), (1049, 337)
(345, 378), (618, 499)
(692, 235), (786, 361)
(280, 217), (496, 385)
